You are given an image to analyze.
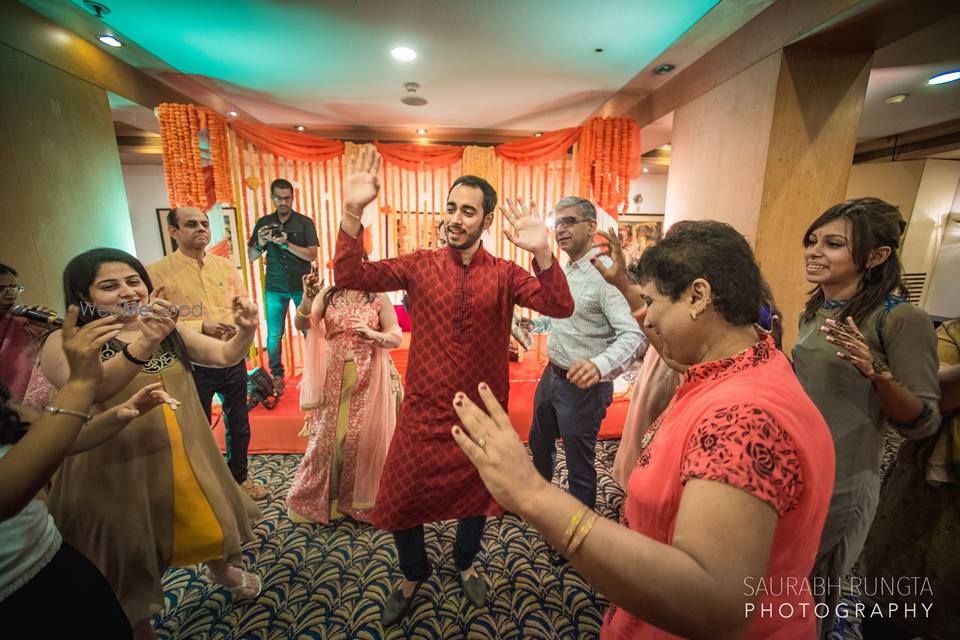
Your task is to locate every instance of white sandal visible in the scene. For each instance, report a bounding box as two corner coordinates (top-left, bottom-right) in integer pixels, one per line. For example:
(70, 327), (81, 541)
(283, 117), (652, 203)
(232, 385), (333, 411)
(205, 567), (262, 599)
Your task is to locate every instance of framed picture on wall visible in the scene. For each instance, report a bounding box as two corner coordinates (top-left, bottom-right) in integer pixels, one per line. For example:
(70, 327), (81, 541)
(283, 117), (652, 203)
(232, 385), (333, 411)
(156, 206), (241, 269)
(156, 208), (177, 255)
(384, 212), (445, 256)
(211, 206), (242, 269)
(617, 214), (664, 265)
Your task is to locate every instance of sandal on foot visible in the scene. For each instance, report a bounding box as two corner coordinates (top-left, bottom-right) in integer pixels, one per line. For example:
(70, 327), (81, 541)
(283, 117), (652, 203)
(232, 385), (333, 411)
(205, 567), (262, 599)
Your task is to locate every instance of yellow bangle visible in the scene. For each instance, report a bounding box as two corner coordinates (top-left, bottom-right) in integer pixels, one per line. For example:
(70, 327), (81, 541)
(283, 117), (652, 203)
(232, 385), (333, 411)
(562, 506), (588, 551)
(296, 307), (310, 319)
(565, 511), (598, 558)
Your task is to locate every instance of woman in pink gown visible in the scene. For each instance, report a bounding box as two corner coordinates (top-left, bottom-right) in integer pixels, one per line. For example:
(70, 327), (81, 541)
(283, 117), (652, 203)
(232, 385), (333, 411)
(286, 281), (403, 524)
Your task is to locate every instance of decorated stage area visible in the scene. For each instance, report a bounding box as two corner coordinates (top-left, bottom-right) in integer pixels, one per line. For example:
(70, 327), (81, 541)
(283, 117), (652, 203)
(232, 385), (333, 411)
(212, 335), (630, 454)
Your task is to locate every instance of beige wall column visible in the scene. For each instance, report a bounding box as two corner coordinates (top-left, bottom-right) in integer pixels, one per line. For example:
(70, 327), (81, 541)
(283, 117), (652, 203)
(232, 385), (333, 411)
(0, 42), (134, 310)
(666, 46), (872, 347)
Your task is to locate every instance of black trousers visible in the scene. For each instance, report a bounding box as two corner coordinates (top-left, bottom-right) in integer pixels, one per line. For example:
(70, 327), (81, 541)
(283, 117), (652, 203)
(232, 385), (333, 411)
(0, 542), (132, 638)
(528, 365), (613, 510)
(193, 361), (251, 483)
(392, 516), (486, 581)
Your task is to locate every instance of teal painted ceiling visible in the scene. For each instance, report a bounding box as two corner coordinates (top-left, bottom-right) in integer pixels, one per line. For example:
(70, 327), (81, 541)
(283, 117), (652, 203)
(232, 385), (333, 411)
(53, 0), (721, 131)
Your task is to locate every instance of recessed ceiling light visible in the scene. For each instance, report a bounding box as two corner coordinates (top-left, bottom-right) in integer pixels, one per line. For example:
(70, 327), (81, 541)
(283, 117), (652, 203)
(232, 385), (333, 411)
(928, 70), (960, 85)
(97, 33), (122, 47)
(295, 125), (305, 132)
(884, 93), (909, 104)
(228, 111), (238, 117)
(416, 128), (428, 135)
(391, 46), (417, 62)
(653, 63), (675, 75)
(534, 132), (543, 138)
(642, 167), (649, 174)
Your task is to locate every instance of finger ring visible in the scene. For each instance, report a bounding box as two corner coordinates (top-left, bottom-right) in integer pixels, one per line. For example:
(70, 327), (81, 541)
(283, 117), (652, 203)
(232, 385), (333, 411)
(477, 437), (487, 451)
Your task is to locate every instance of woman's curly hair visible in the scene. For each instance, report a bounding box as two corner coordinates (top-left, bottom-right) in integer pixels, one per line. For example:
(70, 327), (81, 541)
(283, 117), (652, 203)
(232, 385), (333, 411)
(0, 382), (30, 445)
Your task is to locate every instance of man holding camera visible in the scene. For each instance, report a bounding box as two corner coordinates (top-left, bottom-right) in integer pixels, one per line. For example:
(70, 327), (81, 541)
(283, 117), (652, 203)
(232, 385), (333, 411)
(248, 178), (319, 395)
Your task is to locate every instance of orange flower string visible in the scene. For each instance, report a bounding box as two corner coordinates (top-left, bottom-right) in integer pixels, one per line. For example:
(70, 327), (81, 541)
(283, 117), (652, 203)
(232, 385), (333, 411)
(158, 103), (207, 208)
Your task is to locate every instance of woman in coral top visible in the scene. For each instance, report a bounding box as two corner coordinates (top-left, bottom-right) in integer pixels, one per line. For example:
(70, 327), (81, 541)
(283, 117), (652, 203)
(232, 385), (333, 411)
(451, 221), (836, 639)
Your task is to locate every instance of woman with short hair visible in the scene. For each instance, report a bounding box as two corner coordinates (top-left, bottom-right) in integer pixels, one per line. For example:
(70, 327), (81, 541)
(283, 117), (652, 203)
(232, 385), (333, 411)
(451, 220), (836, 639)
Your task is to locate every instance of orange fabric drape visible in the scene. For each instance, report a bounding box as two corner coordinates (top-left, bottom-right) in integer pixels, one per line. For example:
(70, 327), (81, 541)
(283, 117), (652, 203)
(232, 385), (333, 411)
(373, 142), (464, 171)
(495, 127), (582, 166)
(230, 121), (344, 163)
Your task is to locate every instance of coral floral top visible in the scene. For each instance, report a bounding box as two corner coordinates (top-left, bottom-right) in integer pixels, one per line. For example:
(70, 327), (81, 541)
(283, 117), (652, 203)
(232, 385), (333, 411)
(602, 334), (835, 640)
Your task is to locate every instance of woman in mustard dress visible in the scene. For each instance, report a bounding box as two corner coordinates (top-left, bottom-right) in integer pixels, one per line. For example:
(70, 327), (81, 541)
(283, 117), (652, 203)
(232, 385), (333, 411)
(38, 249), (262, 639)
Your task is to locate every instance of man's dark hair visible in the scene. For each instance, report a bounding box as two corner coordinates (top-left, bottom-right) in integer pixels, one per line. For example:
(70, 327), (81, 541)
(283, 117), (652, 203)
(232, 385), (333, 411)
(629, 220), (764, 327)
(0, 263), (17, 277)
(271, 178), (294, 194)
(448, 175), (498, 216)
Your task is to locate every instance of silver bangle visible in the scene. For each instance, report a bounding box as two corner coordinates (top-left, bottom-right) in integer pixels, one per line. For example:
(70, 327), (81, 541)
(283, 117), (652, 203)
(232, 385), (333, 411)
(45, 406), (92, 422)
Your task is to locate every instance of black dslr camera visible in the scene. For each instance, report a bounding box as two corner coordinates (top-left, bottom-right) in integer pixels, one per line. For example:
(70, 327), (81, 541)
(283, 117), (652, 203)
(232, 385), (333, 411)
(261, 223), (285, 240)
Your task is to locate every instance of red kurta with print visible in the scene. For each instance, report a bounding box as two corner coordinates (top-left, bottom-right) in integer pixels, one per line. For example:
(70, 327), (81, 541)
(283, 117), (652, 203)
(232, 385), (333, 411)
(334, 229), (574, 530)
(602, 335), (835, 640)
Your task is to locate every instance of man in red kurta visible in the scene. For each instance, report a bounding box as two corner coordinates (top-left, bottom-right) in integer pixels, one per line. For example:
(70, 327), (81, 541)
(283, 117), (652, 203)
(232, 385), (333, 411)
(334, 149), (574, 624)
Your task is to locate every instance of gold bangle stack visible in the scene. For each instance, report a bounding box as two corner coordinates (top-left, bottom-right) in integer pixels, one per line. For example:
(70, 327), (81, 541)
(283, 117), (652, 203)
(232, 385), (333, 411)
(295, 307), (311, 319)
(563, 506), (588, 549)
(558, 506), (598, 558)
(566, 511), (598, 557)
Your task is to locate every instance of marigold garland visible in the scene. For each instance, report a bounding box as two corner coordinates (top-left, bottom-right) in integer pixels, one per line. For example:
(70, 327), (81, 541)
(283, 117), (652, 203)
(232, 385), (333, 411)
(462, 146), (500, 196)
(158, 103), (206, 208)
(159, 102), (637, 214)
(575, 117), (635, 212)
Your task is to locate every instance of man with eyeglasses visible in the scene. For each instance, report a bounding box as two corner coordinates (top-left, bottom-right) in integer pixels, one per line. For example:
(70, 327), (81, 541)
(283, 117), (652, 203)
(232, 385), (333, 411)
(524, 197), (644, 555)
(247, 178), (319, 395)
(0, 263), (56, 403)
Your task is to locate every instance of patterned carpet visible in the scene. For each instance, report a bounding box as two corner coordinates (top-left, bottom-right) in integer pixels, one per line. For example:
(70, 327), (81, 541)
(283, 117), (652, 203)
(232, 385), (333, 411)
(154, 444), (622, 640)
(153, 438), (908, 640)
